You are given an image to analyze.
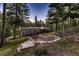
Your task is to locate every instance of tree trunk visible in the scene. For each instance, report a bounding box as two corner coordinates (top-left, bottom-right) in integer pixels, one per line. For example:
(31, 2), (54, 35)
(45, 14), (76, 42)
(0, 3), (6, 47)
(13, 24), (16, 39)
(62, 20), (65, 33)
(68, 17), (71, 29)
(56, 20), (58, 33)
(13, 4), (18, 39)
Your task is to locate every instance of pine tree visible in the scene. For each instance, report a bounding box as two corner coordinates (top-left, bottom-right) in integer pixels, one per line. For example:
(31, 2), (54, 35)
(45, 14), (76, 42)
(47, 3), (61, 32)
(6, 3), (30, 39)
(34, 16), (38, 27)
(0, 3), (6, 47)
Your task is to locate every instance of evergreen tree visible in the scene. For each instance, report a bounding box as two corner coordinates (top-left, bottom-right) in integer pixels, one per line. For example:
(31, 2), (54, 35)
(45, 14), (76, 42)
(34, 16), (38, 27)
(6, 3), (30, 39)
(0, 3), (6, 47)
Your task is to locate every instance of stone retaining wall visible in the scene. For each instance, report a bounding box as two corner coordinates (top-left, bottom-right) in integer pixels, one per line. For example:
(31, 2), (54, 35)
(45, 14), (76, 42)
(21, 27), (49, 36)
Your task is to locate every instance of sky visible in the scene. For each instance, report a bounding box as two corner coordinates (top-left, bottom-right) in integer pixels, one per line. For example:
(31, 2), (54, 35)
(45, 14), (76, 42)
(27, 3), (49, 22)
(0, 4), (3, 12)
(0, 3), (49, 22)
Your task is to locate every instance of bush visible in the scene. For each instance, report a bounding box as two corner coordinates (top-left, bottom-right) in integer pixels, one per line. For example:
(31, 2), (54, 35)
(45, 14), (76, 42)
(34, 47), (48, 56)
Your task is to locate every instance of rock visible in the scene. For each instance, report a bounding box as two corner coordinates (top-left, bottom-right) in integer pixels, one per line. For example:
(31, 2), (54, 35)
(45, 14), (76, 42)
(34, 35), (61, 44)
(17, 40), (35, 52)
(53, 37), (61, 42)
(17, 35), (61, 52)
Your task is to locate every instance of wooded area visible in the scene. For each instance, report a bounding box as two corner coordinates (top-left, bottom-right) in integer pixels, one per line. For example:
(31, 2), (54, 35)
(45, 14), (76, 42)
(0, 3), (79, 56)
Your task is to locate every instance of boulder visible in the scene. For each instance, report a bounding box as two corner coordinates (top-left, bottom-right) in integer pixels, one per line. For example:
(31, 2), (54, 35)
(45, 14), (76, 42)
(17, 40), (35, 52)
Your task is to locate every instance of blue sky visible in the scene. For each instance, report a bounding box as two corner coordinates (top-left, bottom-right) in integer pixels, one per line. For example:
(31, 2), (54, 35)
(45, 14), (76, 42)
(0, 4), (3, 12)
(27, 3), (49, 22)
(0, 3), (49, 22)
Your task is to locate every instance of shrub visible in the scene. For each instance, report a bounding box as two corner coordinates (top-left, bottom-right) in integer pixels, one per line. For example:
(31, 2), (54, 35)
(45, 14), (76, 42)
(34, 47), (48, 56)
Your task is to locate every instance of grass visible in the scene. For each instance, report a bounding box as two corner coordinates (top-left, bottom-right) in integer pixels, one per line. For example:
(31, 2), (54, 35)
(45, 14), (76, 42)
(54, 39), (72, 48)
(14, 46), (48, 56)
(1, 36), (79, 56)
(36, 31), (79, 55)
(52, 38), (79, 55)
(0, 37), (28, 56)
(0, 32), (56, 56)
(1, 31), (79, 55)
(14, 38), (75, 56)
(14, 47), (35, 56)
(42, 32), (56, 35)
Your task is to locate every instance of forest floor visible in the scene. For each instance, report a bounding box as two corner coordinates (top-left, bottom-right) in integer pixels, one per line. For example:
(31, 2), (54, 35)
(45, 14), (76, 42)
(13, 32), (79, 56)
(14, 27), (79, 56)
(0, 27), (79, 56)
(0, 37), (28, 56)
